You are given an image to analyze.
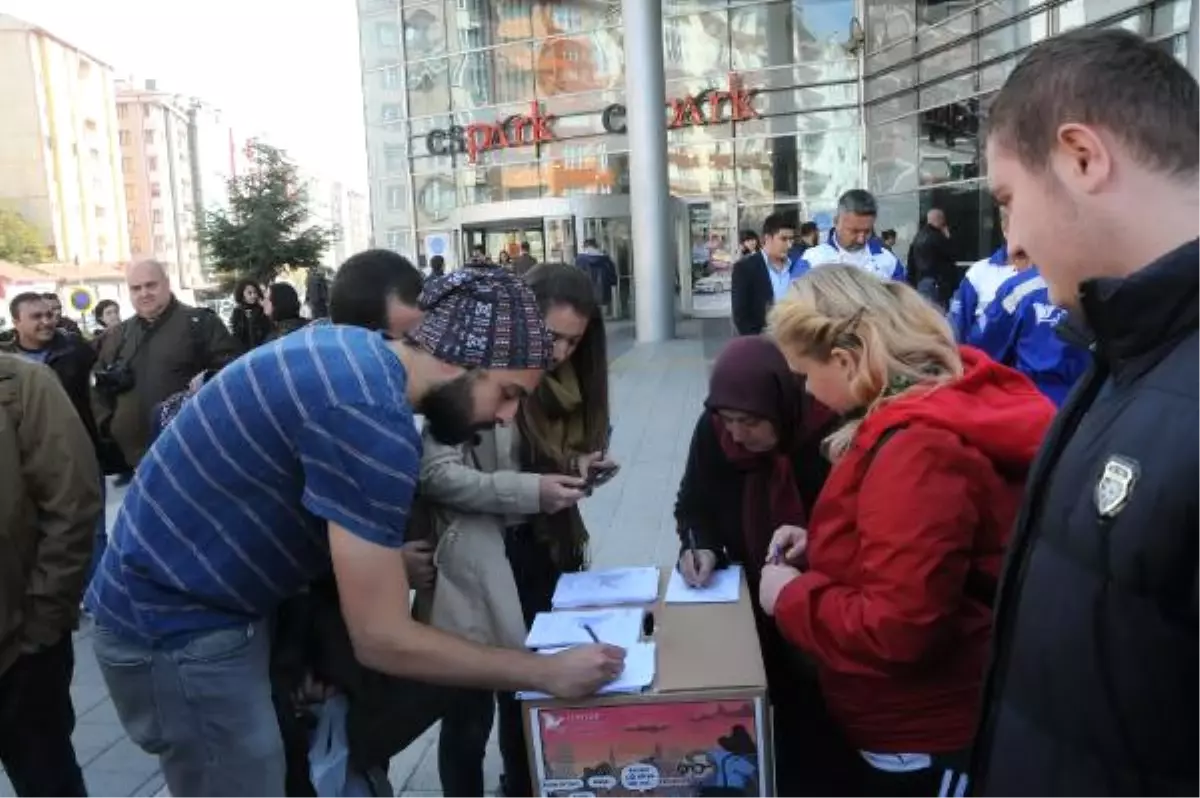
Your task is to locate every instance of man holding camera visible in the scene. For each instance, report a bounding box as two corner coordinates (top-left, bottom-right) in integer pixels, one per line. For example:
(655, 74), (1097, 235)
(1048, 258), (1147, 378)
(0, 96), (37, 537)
(93, 260), (240, 472)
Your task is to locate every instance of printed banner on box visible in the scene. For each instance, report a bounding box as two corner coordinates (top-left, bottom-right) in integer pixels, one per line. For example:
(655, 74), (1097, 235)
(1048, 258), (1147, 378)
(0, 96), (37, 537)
(530, 699), (764, 797)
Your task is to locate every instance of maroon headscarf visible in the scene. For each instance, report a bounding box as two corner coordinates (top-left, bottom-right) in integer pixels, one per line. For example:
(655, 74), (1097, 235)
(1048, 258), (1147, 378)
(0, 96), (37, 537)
(705, 336), (831, 570)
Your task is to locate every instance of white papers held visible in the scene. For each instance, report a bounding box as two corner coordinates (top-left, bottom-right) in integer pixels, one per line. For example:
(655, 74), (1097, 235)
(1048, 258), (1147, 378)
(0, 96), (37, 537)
(665, 564), (743, 604)
(551, 566), (660, 609)
(517, 642), (657, 700)
(525, 607), (644, 650)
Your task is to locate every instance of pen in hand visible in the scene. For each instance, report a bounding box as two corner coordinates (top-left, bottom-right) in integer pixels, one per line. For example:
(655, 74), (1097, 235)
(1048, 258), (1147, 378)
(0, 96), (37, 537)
(769, 544), (782, 566)
(686, 528), (700, 575)
(581, 623), (601, 643)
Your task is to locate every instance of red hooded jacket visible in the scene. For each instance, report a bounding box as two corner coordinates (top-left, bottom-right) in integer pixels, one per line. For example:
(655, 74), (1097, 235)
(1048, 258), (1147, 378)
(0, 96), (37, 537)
(773, 347), (1055, 754)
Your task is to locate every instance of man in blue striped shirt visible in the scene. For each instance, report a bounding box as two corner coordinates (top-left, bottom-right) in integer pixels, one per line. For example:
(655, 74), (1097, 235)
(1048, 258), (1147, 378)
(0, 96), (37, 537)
(86, 269), (625, 797)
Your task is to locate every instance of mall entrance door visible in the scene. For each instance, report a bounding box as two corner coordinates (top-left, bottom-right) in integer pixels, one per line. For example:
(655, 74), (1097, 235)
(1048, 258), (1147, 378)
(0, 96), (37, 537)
(578, 216), (632, 320)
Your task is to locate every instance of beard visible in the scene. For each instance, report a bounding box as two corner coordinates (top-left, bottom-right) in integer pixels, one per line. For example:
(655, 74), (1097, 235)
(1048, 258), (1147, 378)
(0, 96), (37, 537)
(417, 370), (494, 445)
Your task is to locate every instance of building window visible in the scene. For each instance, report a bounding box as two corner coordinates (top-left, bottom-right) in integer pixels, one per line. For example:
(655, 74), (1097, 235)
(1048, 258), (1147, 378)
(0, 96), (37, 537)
(386, 228), (409, 251)
(145, 129), (156, 145)
(118, 131), (131, 146)
(78, 60), (92, 80)
(150, 183), (161, 198)
(95, 205), (106, 219)
(127, 210), (136, 225)
(383, 66), (402, 89)
(377, 22), (400, 48)
(84, 118), (98, 132)
(143, 105), (154, 119)
(148, 156), (159, 172)
(386, 185), (406, 211)
(384, 145), (407, 174)
(117, 104), (128, 120)
(154, 235), (165, 251)
(382, 104), (402, 123)
(152, 209), (163, 223)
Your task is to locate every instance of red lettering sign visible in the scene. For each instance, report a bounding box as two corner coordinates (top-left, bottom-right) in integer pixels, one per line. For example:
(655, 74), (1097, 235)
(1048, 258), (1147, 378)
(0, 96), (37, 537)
(667, 73), (759, 130)
(462, 101), (556, 164)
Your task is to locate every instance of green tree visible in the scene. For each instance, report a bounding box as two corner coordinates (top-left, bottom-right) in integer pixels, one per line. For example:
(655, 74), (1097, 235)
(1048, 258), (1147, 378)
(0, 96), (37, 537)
(198, 140), (331, 288)
(0, 207), (50, 265)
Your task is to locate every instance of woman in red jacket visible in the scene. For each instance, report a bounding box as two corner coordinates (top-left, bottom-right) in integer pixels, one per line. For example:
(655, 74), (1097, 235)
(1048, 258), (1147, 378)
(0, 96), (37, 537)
(759, 265), (1055, 797)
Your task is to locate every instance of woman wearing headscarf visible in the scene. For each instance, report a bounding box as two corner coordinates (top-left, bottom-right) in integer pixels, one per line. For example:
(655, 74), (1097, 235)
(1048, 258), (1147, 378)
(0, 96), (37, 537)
(673, 335), (851, 795)
(760, 265), (1054, 796)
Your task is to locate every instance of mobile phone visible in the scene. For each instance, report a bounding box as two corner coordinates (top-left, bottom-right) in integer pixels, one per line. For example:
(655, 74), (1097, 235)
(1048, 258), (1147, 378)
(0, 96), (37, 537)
(585, 463), (620, 490)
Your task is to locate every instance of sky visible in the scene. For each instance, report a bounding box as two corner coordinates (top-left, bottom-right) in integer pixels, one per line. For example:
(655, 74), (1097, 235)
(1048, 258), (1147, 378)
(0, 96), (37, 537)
(1, 0), (368, 191)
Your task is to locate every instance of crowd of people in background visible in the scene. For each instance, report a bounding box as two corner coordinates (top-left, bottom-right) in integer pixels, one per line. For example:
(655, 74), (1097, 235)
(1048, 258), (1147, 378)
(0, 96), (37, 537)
(0, 27), (1195, 798)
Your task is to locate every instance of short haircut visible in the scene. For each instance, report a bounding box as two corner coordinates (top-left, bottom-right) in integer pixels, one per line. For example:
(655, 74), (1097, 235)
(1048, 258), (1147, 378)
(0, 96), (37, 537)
(10, 291), (46, 319)
(799, 221), (819, 238)
(762, 212), (794, 238)
(739, 229), (760, 243)
(93, 299), (118, 323)
(837, 189), (878, 217)
(583, 238), (599, 249)
(881, 228), (897, 239)
(987, 29), (1198, 176)
(41, 292), (60, 304)
(330, 249), (424, 331)
(520, 241), (531, 252)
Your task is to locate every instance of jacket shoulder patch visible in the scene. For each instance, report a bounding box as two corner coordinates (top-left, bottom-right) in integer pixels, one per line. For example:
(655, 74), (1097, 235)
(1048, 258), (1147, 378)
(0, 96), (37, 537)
(1094, 454), (1139, 518)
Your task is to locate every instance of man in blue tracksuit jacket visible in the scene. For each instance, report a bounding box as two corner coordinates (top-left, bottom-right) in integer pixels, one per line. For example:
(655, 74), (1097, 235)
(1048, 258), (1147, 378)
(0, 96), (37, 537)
(947, 246), (1015, 342)
(968, 264), (1091, 406)
(794, 190), (906, 282)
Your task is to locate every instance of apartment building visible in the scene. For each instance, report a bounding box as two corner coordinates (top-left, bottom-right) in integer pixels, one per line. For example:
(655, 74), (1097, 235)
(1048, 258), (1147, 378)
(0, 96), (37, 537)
(188, 100), (245, 280)
(117, 79), (203, 290)
(0, 14), (130, 264)
(327, 181), (373, 265)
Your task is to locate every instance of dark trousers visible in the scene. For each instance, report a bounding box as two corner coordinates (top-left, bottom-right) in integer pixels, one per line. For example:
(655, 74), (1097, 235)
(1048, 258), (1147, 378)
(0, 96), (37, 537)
(0, 636), (87, 797)
(854, 749), (971, 797)
(437, 526), (559, 797)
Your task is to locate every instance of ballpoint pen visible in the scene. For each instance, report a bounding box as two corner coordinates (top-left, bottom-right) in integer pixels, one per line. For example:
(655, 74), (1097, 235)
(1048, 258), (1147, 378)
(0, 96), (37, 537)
(581, 623), (601, 643)
(686, 528), (700, 577)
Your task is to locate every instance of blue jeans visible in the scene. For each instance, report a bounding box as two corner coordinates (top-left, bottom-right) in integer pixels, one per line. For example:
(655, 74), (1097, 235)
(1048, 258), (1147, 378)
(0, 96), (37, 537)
(92, 622), (284, 797)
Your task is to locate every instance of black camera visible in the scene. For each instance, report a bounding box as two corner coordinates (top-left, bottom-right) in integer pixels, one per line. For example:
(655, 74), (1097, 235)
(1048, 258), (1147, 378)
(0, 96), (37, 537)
(94, 363), (136, 396)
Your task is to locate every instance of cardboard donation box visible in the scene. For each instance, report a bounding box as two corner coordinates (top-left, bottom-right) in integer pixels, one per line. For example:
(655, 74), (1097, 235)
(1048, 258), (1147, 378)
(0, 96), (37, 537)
(521, 570), (772, 797)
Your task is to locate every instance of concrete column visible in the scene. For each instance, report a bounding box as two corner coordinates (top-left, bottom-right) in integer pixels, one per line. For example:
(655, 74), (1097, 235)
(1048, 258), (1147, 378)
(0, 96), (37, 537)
(622, 0), (675, 342)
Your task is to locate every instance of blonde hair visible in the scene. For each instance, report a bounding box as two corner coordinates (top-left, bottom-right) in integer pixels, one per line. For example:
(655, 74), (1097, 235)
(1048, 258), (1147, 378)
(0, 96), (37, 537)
(767, 265), (963, 458)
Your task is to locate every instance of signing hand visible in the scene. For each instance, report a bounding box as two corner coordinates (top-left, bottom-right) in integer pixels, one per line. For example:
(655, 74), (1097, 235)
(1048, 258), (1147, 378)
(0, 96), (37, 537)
(401, 540), (436, 590)
(539, 474), (587, 514)
(759, 563), (802, 616)
(768, 525), (808, 565)
(538, 644), (627, 698)
(678, 548), (718, 587)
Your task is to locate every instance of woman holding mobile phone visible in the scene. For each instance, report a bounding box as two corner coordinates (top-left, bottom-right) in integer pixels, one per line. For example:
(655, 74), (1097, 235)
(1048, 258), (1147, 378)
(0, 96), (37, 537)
(419, 263), (613, 798)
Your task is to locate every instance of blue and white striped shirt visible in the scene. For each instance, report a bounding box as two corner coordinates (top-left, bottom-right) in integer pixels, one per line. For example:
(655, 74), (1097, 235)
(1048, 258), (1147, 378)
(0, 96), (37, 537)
(86, 324), (420, 645)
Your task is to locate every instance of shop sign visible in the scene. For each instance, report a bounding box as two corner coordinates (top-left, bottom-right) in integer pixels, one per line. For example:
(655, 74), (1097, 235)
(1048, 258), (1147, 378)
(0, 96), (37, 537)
(601, 73), (759, 135)
(425, 101), (556, 164)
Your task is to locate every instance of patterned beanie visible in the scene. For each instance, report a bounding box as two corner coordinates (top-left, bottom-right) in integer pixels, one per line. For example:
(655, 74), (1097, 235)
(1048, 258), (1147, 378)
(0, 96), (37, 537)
(410, 266), (554, 370)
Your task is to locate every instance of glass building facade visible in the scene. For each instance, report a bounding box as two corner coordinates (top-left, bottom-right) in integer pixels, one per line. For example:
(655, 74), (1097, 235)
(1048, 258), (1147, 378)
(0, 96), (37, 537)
(357, 0), (1193, 319)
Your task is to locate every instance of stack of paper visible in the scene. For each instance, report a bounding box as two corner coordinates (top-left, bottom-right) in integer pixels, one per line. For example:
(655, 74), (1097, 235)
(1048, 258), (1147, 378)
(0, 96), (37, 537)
(517, 642), (657, 700)
(664, 564), (743, 604)
(551, 566), (660, 609)
(525, 607), (645, 650)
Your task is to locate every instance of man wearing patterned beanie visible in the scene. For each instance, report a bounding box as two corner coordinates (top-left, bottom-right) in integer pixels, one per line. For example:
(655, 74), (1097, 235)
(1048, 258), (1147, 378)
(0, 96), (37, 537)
(86, 266), (626, 797)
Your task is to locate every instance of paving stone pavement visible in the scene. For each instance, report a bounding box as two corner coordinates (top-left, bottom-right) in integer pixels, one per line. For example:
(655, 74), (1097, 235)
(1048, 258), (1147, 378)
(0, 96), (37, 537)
(0, 319), (729, 797)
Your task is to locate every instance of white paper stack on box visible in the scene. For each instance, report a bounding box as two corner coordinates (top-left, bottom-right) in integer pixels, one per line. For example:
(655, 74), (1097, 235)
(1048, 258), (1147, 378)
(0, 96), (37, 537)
(551, 566), (660, 609)
(518, 566), (664, 698)
(516, 641), (657, 700)
(665, 564), (743, 604)
(525, 607), (644, 650)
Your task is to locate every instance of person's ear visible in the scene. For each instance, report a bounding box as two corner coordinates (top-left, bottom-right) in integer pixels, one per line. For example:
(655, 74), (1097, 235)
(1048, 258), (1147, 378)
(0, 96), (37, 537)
(829, 347), (858, 380)
(1052, 123), (1112, 194)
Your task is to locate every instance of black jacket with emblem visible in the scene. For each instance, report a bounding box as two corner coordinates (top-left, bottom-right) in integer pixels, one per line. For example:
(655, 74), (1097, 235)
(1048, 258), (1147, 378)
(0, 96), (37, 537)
(972, 239), (1198, 796)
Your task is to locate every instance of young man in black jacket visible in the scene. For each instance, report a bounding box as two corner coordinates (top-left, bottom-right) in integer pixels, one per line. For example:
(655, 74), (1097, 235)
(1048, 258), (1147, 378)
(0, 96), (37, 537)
(973, 29), (1198, 796)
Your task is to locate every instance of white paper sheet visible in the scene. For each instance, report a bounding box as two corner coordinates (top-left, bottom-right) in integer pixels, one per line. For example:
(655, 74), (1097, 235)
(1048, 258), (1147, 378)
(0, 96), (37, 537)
(664, 563), (743, 604)
(524, 607), (644, 650)
(551, 566), (660, 609)
(517, 642), (657, 700)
